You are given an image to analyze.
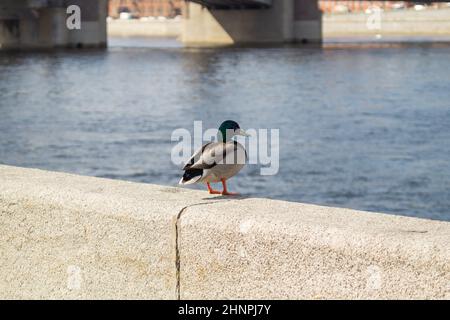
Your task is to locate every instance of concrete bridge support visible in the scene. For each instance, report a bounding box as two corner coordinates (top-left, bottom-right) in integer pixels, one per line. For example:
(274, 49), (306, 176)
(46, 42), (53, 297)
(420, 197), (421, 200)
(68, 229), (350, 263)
(0, 0), (107, 50)
(181, 0), (322, 45)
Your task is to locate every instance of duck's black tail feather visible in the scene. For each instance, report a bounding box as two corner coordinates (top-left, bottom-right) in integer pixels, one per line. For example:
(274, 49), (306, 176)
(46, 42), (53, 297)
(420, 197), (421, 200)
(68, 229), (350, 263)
(179, 169), (203, 185)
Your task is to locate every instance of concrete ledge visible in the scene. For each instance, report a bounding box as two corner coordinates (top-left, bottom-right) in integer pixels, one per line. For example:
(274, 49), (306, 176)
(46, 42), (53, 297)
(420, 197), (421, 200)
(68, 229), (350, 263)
(180, 200), (450, 299)
(1, 165), (449, 299)
(107, 20), (182, 38)
(0, 165), (204, 299)
(323, 8), (450, 37)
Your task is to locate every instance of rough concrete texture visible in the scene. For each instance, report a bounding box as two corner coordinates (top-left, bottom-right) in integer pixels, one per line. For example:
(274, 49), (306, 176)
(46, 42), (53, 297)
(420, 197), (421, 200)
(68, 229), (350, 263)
(0, 165), (206, 299)
(1, 165), (449, 299)
(179, 200), (450, 299)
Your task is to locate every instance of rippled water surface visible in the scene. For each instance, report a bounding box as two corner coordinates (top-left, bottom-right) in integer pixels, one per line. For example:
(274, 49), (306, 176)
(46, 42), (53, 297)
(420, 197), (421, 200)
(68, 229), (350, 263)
(1, 38), (450, 221)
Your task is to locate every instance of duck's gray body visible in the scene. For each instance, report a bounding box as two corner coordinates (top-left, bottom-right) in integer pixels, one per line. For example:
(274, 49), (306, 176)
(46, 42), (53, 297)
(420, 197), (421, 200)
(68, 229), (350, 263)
(179, 140), (247, 185)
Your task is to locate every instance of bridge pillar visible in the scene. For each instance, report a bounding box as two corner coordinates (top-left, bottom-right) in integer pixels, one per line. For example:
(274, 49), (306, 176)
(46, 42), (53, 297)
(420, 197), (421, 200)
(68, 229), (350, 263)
(181, 0), (322, 45)
(0, 0), (107, 50)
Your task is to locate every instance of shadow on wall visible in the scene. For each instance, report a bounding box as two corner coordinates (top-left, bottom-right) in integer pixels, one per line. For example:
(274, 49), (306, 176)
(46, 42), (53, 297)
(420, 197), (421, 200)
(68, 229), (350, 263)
(209, 3), (286, 43)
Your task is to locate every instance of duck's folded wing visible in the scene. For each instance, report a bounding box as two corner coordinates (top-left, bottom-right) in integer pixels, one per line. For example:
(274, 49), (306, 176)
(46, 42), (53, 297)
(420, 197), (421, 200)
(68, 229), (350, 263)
(188, 142), (244, 170)
(182, 142), (213, 170)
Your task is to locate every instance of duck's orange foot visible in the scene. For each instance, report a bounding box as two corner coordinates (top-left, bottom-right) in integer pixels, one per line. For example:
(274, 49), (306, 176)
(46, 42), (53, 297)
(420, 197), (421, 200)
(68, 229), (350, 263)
(221, 191), (240, 196)
(206, 182), (221, 195)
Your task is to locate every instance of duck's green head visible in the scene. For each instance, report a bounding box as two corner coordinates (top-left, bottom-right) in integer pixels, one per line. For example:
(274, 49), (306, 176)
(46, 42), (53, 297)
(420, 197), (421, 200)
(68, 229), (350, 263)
(217, 120), (249, 143)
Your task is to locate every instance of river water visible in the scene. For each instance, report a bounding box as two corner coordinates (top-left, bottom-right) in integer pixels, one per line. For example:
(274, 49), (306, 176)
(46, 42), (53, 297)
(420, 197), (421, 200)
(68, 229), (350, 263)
(1, 37), (449, 221)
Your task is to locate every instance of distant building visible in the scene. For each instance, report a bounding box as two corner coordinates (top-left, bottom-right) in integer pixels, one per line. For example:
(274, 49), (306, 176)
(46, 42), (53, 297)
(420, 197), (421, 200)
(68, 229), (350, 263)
(319, 1), (445, 13)
(109, 0), (183, 18)
(320, 1), (399, 13)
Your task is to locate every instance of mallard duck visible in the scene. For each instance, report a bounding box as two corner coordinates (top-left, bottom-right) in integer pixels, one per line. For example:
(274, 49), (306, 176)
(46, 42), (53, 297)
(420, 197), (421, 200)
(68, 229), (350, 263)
(179, 120), (249, 195)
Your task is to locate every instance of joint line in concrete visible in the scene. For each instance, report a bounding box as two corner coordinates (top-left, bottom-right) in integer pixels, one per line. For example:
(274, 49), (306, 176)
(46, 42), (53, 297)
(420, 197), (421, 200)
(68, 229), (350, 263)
(174, 200), (233, 300)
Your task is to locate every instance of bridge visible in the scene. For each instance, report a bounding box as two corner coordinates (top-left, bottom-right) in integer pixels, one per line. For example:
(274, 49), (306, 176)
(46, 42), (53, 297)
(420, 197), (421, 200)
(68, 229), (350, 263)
(1, 0), (449, 49)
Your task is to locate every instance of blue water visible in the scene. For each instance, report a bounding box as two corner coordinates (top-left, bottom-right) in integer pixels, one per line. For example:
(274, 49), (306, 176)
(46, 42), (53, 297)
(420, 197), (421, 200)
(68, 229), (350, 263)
(1, 38), (449, 221)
